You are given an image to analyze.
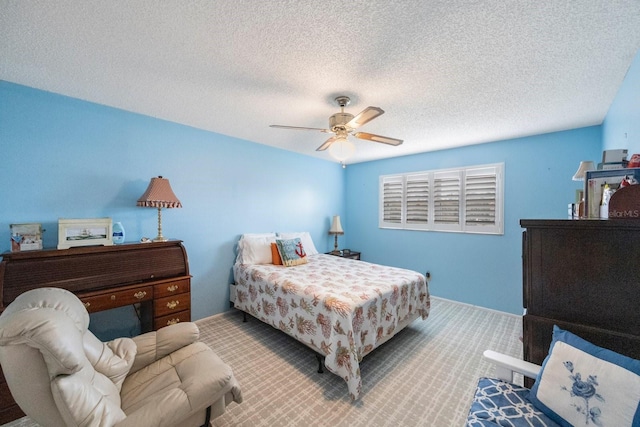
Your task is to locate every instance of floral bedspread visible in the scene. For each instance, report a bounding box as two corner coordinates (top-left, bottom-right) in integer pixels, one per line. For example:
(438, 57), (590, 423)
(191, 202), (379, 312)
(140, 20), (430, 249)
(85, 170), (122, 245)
(233, 254), (430, 400)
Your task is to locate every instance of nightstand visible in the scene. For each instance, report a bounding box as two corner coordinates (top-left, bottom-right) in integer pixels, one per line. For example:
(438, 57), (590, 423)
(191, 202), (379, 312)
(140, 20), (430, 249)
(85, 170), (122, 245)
(326, 250), (361, 260)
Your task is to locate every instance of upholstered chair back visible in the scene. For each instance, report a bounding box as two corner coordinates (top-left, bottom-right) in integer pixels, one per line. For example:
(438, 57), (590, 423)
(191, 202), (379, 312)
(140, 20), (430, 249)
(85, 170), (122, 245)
(0, 287), (137, 426)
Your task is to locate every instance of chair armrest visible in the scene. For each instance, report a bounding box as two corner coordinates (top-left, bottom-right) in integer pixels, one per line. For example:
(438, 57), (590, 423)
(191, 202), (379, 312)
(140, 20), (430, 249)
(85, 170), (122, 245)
(129, 322), (200, 374)
(483, 350), (541, 382)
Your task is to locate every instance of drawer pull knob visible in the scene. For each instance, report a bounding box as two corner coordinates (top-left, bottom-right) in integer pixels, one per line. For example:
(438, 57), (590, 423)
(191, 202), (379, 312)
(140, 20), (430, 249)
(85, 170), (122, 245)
(166, 300), (180, 309)
(167, 284), (179, 292)
(134, 291), (147, 300)
(84, 302), (91, 308)
(111, 295), (116, 301)
(166, 318), (180, 326)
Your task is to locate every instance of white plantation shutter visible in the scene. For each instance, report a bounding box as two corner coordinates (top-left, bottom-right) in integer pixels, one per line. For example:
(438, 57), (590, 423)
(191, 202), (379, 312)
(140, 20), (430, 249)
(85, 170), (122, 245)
(464, 165), (502, 233)
(433, 170), (461, 231)
(380, 176), (403, 227)
(379, 163), (503, 235)
(406, 173), (429, 228)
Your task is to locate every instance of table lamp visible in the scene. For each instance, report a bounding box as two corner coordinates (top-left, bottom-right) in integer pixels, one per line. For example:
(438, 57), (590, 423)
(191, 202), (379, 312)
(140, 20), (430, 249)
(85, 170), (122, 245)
(328, 215), (344, 255)
(572, 161), (594, 219)
(137, 176), (182, 242)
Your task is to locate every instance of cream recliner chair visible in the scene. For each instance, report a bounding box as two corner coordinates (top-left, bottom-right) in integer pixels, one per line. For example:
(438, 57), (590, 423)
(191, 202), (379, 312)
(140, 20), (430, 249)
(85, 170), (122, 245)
(0, 287), (242, 427)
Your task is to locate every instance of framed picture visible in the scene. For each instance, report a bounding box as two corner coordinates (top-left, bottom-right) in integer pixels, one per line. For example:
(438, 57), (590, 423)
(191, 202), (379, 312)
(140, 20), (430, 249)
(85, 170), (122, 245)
(10, 223), (43, 252)
(585, 168), (640, 219)
(58, 218), (113, 249)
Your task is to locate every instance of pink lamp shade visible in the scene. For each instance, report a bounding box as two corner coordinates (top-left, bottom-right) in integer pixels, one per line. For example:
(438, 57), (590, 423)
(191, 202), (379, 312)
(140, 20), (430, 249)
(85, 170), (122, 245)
(137, 176), (182, 208)
(137, 176), (182, 242)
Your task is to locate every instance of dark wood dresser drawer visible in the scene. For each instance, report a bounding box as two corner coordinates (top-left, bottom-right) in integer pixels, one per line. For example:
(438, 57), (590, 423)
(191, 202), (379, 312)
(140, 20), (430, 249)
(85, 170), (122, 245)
(80, 286), (154, 313)
(154, 292), (190, 318)
(0, 366), (25, 424)
(0, 404), (25, 425)
(153, 277), (190, 298)
(154, 310), (192, 330)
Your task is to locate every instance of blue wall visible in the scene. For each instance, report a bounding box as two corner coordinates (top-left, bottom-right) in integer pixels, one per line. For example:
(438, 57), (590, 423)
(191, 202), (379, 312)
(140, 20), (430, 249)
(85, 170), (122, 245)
(0, 81), (345, 334)
(603, 49), (640, 154)
(344, 128), (601, 314)
(4, 56), (637, 325)
(342, 48), (640, 315)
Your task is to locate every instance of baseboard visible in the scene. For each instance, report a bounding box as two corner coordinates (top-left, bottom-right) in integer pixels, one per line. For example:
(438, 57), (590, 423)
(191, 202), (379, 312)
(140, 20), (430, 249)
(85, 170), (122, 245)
(430, 295), (522, 319)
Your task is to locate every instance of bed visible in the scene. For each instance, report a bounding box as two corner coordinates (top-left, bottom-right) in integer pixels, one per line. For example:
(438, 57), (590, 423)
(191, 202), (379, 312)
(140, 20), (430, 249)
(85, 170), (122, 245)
(231, 232), (430, 400)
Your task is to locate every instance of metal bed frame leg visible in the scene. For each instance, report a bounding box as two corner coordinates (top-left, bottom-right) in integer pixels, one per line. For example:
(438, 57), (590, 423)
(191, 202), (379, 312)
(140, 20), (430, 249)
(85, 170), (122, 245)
(199, 406), (212, 427)
(316, 354), (324, 373)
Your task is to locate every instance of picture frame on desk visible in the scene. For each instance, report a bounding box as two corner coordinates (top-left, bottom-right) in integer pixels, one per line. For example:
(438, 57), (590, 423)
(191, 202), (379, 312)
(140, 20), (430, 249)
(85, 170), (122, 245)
(58, 218), (113, 249)
(585, 168), (640, 219)
(10, 223), (43, 252)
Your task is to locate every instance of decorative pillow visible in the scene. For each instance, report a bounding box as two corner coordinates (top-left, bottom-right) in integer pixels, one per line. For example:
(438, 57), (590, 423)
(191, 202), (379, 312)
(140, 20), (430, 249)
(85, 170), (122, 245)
(270, 243), (282, 265)
(237, 234), (276, 265)
(275, 238), (308, 267)
(529, 325), (640, 427)
(277, 232), (318, 255)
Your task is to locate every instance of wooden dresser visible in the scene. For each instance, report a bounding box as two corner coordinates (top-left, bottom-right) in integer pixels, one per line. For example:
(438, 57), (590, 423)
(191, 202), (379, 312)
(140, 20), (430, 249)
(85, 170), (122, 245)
(521, 219), (640, 384)
(0, 240), (191, 423)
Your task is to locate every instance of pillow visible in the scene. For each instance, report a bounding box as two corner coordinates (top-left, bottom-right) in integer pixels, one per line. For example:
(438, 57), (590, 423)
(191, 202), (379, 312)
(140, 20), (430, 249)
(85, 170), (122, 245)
(270, 243), (282, 265)
(277, 232), (318, 255)
(275, 238), (308, 267)
(529, 325), (640, 427)
(240, 233), (276, 239)
(237, 234), (276, 265)
(235, 233), (276, 264)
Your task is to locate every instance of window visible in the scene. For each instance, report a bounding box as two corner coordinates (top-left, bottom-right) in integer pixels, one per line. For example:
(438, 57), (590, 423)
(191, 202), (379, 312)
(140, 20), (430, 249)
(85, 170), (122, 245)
(379, 163), (504, 234)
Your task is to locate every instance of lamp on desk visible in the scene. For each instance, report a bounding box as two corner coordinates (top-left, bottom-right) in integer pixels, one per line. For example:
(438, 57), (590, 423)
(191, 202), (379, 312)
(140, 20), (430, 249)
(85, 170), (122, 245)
(572, 161), (595, 181)
(137, 176), (182, 242)
(572, 161), (595, 219)
(328, 215), (344, 255)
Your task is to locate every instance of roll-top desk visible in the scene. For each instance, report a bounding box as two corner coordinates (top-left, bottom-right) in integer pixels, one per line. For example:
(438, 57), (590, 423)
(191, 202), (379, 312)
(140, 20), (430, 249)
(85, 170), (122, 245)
(521, 219), (640, 385)
(0, 240), (191, 423)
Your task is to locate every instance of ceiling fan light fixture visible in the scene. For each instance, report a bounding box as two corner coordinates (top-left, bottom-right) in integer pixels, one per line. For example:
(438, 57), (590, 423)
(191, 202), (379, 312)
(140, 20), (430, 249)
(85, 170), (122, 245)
(347, 107), (384, 128)
(328, 137), (355, 162)
(269, 95), (401, 159)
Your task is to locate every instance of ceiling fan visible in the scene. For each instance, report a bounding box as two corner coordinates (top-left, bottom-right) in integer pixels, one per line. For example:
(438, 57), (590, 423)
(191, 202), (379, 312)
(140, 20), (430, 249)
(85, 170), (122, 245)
(269, 96), (403, 154)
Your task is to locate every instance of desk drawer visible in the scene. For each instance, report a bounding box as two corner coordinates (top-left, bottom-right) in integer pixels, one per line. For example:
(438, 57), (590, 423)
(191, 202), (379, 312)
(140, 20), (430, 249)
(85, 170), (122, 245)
(154, 293), (190, 318)
(154, 278), (190, 298)
(81, 286), (154, 313)
(154, 310), (191, 330)
(0, 404), (25, 425)
(0, 366), (25, 424)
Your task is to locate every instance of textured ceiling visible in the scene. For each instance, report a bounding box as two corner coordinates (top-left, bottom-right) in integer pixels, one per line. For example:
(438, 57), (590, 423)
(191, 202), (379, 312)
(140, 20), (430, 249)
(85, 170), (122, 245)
(1, 1), (640, 164)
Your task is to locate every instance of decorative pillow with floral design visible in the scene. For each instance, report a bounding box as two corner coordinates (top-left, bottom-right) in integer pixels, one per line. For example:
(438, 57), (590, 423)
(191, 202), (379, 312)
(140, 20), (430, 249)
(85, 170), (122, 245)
(529, 325), (640, 427)
(275, 238), (307, 267)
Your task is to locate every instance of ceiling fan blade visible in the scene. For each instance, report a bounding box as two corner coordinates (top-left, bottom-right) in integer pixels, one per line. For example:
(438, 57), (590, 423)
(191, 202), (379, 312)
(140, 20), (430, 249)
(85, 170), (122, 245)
(345, 107), (384, 129)
(270, 125), (331, 133)
(354, 132), (403, 146)
(316, 136), (338, 151)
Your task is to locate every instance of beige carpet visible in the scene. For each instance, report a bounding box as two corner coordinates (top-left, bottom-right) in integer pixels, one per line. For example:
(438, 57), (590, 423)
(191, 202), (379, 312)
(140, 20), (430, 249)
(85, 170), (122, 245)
(3, 297), (523, 427)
